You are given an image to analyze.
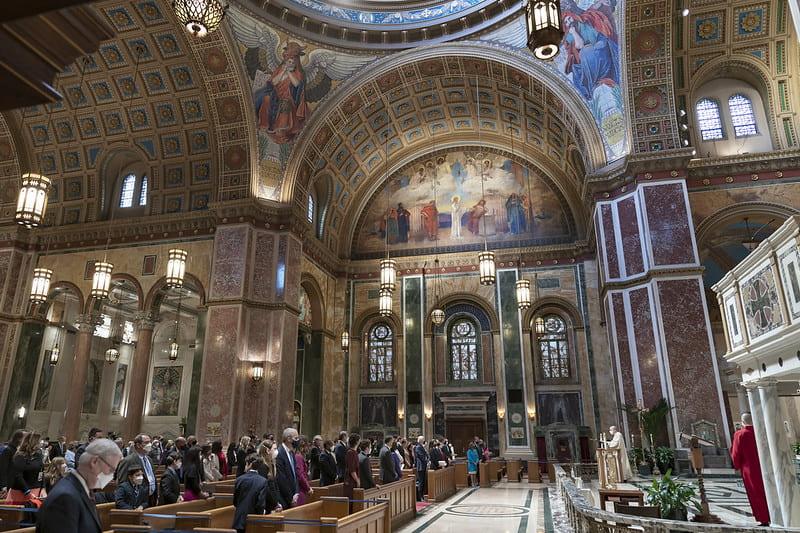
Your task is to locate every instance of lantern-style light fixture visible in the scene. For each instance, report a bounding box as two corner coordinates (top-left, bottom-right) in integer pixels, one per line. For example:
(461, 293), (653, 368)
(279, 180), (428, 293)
(516, 278), (532, 310)
(168, 340), (180, 361)
(252, 364), (264, 381)
(534, 316), (546, 337)
(91, 261), (114, 299)
(49, 345), (60, 366)
(341, 331), (350, 352)
(15, 173), (51, 228)
(525, 0), (564, 61)
(30, 267), (53, 304)
(16, 406), (26, 420)
(166, 248), (188, 289)
(105, 346), (120, 364)
(380, 258), (397, 292)
(478, 250), (496, 285)
(379, 288), (393, 317)
(173, 0), (228, 38)
(431, 308), (446, 326)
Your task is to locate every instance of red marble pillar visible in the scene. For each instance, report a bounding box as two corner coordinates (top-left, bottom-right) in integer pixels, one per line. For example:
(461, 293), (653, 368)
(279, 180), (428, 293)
(62, 315), (95, 441)
(596, 178), (730, 447)
(123, 315), (156, 437)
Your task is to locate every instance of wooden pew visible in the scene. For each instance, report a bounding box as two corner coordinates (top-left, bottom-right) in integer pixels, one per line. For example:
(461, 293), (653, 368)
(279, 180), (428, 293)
(426, 466), (456, 502)
(106, 528), (236, 533)
(506, 459), (522, 482)
(478, 461), (491, 487)
(108, 497), (219, 529)
(0, 505), (27, 531)
(352, 476), (416, 529)
(174, 505), (236, 530)
(205, 479), (236, 494)
(97, 501), (117, 530)
(527, 460), (541, 483)
(453, 462), (468, 488)
(246, 498), (389, 533)
(306, 482), (345, 504)
(2, 528), (33, 533)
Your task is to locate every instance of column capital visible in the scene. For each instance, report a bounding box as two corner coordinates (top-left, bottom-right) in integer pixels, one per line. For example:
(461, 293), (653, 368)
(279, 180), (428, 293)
(75, 313), (100, 332)
(133, 312), (158, 331)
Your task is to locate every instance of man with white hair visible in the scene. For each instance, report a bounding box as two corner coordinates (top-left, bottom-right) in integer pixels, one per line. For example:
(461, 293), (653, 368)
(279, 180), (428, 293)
(275, 427), (300, 508)
(606, 425), (633, 481)
(37, 438), (122, 533)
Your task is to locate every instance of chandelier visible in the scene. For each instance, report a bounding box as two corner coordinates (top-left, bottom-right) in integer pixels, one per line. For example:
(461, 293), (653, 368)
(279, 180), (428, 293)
(478, 250), (496, 285)
(173, 0), (228, 38)
(166, 248), (188, 288)
(341, 330), (350, 352)
(105, 346), (120, 364)
(49, 346), (60, 366)
(525, 0), (564, 60)
(516, 278), (532, 310)
(380, 258), (397, 292)
(30, 267), (53, 304)
(534, 315), (546, 337)
(91, 261), (114, 299)
(15, 173), (51, 228)
(169, 288), (184, 362)
(379, 289), (393, 317)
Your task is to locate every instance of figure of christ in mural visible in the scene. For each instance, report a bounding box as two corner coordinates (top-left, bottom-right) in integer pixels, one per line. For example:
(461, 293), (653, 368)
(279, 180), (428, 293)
(466, 199), (488, 236)
(451, 196), (463, 239)
(420, 200), (439, 241)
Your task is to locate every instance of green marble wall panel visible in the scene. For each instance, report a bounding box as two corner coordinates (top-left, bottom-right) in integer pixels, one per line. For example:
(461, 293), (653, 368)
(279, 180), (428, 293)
(186, 309), (207, 435)
(1, 322), (44, 436)
(403, 276), (423, 437)
(498, 269), (528, 447)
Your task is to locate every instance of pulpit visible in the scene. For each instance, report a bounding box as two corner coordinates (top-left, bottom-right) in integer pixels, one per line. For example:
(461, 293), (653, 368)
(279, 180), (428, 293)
(597, 447), (622, 489)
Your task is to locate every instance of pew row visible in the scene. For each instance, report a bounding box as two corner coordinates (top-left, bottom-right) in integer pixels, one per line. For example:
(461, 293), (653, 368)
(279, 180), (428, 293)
(107, 496), (222, 529)
(245, 496), (390, 533)
(352, 476), (416, 528)
(426, 466), (457, 502)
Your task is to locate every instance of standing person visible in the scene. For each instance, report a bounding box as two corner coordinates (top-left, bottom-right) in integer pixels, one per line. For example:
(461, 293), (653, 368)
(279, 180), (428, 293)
(358, 440), (378, 490)
(36, 439), (122, 533)
(442, 439), (454, 463)
(404, 441), (414, 470)
(148, 438), (163, 466)
(275, 428), (300, 509)
(606, 426), (633, 482)
(467, 443), (479, 487)
(64, 442), (77, 469)
(159, 453), (182, 505)
(116, 434), (158, 507)
(7, 432), (45, 505)
(182, 447), (208, 501)
(226, 442), (238, 475)
(319, 440), (337, 487)
(0, 430), (25, 499)
(414, 436), (429, 501)
(236, 436), (252, 478)
(254, 446), (282, 514)
(202, 443), (223, 482)
(114, 466), (149, 510)
(392, 441), (403, 481)
(342, 434), (361, 502)
(429, 440), (443, 470)
(213, 441), (229, 477)
(308, 435), (323, 481)
(232, 454), (268, 533)
(379, 436), (397, 484)
(294, 437), (313, 505)
(44, 457), (68, 493)
(49, 436), (66, 459)
(334, 432), (348, 482)
(75, 428), (104, 465)
(731, 413), (770, 526)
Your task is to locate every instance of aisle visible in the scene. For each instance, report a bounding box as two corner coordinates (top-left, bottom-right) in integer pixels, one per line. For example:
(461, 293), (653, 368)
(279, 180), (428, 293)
(397, 480), (565, 533)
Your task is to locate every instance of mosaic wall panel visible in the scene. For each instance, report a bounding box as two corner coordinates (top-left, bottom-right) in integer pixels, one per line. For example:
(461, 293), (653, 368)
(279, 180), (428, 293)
(210, 226), (248, 300)
(741, 263), (785, 339)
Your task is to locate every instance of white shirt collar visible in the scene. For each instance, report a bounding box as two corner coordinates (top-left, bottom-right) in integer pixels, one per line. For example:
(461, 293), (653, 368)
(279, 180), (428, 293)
(72, 470), (91, 498)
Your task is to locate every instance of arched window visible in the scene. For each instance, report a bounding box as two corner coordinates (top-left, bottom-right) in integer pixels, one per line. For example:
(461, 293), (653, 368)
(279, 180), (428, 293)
(307, 193), (315, 223)
(537, 314), (570, 379)
(728, 94), (758, 137)
(696, 98), (724, 141)
(119, 174), (136, 208)
(449, 318), (479, 381)
(139, 175), (148, 206)
(367, 324), (393, 383)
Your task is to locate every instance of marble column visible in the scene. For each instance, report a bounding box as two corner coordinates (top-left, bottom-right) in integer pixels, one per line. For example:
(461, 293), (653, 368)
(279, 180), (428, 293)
(62, 314), (96, 441)
(758, 381), (800, 526)
(746, 384), (780, 523)
(123, 314), (156, 437)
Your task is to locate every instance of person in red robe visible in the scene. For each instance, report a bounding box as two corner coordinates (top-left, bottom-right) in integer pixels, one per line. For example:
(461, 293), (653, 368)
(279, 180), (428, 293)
(420, 200), (438, 241)
(255, 42), (308, 144)
(731, 413), (770, 526)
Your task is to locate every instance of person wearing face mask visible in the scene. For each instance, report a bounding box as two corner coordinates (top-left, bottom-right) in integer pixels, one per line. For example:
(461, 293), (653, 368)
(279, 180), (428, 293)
(115, 433), (158, 507)
(114, 465), (149, 510)
(37, 438), (123, 533)
(358, 439), (379, 490)
(159, 453), (182, 505)
(275, 428), (300, 509)
(319, 440), (337, 487)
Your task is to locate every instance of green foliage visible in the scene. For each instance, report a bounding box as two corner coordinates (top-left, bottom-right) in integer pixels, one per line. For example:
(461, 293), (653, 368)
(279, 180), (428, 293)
(629, 447), (654, 468)
(654, 447), (675, 472)
(621, 398), (673, 445)
(643, 470), (698, 519)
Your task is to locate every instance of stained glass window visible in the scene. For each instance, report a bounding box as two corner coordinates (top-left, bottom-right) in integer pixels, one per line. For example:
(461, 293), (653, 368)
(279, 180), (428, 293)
(368, 324), (393, 383)
(450, 319), (479, 381)
(307, 193), (315, 223)
(139, 175), (148, 206)
(119, 174), (136, 208)
(538, 314), (570, 379)
(696, 98), (724, 141)
(728, 94), (758, 137)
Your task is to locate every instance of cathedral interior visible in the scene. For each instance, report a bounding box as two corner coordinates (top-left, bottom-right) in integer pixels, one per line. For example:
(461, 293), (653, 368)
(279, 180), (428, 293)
(2, 0), (800, 529)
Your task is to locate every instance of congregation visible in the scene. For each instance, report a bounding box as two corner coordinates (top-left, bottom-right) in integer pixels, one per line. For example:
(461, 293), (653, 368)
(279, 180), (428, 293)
(0, 426), (487, 532)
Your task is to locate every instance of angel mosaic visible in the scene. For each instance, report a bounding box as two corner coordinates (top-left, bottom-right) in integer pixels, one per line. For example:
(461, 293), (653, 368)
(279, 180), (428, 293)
(230, 12), (376, 146)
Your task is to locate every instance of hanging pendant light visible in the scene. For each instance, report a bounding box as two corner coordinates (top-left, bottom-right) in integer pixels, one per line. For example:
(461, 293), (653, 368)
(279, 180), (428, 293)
(30, 267), (53, 304)
(91, 261), (114, 299)
(169, 288), (184, 362)
(173, 0), (228, 38)
(430, 260), (445, 326)
(431, 308), (445, 326)
(380, 258), (397, 292)
(534, 315), (546, 337)
(15, 173), (51, 228)
(341, 331), (350, 352)
(516, 278), (532, 310)
(525, 0), (564, 60)
(105, 346), (120, 364)
(49, 345), (60, 366)
(168, 340), (179, 361)
(478, 250), (496, 285)
(166, 248), (188, 288)
(379, 288), (393, 317)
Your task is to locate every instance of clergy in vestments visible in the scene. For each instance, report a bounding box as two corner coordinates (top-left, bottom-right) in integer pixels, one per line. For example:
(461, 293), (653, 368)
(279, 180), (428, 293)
(731, 413), (769, 526)
(606, 426), (633, 481)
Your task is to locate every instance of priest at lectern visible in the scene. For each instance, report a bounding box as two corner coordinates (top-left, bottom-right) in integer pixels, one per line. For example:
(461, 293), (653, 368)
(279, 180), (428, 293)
(606, 425), (634, 481)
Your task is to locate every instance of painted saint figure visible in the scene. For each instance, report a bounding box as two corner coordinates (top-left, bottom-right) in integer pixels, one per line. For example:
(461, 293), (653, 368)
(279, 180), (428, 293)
(466, 199), (487, 236)
(420, 200), (439, 241)
(562, 8), (620, 101)
(397, 203), (411, 243)
(505, 193), (527, 235)
(386, 208), (398, 244)
(450, 196), (463, 239)
(253, 42), (309, 144)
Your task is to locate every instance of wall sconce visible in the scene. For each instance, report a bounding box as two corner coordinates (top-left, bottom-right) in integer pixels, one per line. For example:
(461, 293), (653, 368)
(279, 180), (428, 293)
(424, 411), (432, 420)
(16, 406), (26, 420)
(527, 409), (537, 420)
(497, 409), (506, 420)
(252, 364), (264, 382)
(398, 410), (405, 420)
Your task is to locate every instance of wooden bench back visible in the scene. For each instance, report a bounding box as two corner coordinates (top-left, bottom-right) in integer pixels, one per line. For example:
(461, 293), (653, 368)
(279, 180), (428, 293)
(352, 476), (416, 528)
(108, 496), (217, 528)
(426, 466), (456, 502)
(97, 501), (117, 530)
(174, 505), (236, 530)
(306, 482), (344, 504)
(0, 505), (26, 531)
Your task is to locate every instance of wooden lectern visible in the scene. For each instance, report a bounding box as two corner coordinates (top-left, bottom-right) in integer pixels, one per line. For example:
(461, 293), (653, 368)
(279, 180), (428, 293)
(597, 447), (621, 489)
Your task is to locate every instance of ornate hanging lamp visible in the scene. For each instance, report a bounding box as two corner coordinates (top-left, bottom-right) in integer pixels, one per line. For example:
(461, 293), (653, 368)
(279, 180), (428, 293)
(30, 267), (53, 304)
(534, 315), (546, 337)
(173, 0), (228, 38)
(379, 288), (393, 317)
(340, 330), (350, 352)
(474, 77), (495, 286)
(166, 248), (188, 289)
(15, 173), (51, 228)
(105, 346), (120, 364)
(91, 261), (114, 299)
(431, 306), (445, 326)
(516, 278), (532, 310)
(169, 289), (183, 362)
(49, 345), (60, 366)
(478, 250), (496, 285)
(525, 0), (564, 60)
(49, 291), (67, 366)
(380, 258), (397, 292)
(431, 259), (445, 326)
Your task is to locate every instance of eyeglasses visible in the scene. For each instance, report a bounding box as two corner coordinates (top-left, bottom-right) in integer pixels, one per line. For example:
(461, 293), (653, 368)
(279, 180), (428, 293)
(97, 455), (116, 471)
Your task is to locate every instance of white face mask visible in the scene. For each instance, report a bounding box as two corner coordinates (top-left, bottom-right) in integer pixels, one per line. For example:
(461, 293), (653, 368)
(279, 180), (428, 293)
(132, 475), (144, 485)
(95, 471), (114, 489)
(143, 443), (153, 453)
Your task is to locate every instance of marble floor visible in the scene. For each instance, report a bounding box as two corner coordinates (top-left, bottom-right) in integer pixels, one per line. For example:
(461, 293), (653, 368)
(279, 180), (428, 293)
(397, 481), (570, 533)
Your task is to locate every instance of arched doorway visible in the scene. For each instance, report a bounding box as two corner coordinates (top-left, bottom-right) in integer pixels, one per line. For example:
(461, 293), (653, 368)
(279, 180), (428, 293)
(295, 282), (323, 436)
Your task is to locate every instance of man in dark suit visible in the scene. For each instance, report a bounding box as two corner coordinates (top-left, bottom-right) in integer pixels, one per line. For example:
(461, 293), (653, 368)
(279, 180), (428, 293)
(49, 435), (66, 459)
(116, 433), (158, 506)
(275, 427), (300, 509)
(358, 440), (378, 490)
(75, 427), (104, 466)
(333, 431), (347, 482)
(159, 453), (182, 505)
(379, 436), (397, 484)
(0, 429), (25, 499)
(232, 454), (269, 533)
(308, 435), (322, 480)
(37, 438), (122, 533)
(319, 440), (337, 486)
(414, 436), (429, 501)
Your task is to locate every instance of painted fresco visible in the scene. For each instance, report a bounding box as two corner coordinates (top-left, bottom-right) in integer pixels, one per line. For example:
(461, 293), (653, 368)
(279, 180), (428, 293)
(149, 366), (182, 417)
(34, 353), (55, 410)
(298, 287), (312, 328)
(537, 392), (583, 426)
(742, 264), (784, 339)
(229, 9), (375, 199)
(354, 151), (572, 255)
(112, 364), (128, 415)
(82, 359), (101, 414)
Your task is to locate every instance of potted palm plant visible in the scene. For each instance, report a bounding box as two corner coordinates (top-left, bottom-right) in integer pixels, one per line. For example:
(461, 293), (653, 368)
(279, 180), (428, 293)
(643, 470), (698, 521)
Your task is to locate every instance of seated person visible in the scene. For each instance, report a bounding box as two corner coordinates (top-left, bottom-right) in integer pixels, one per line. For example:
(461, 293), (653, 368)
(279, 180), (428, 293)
(115, 465), (149, 510)
(159, 453), (182, 505)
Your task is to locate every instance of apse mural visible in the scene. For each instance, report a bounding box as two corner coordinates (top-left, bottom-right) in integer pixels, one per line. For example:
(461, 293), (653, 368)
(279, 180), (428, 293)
(229, 8), (375, 198)
(298, 287), (313, 328)
(354, 151), (572, 255)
